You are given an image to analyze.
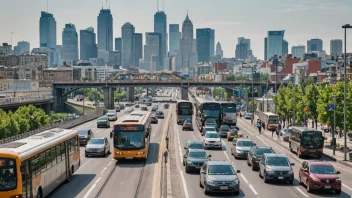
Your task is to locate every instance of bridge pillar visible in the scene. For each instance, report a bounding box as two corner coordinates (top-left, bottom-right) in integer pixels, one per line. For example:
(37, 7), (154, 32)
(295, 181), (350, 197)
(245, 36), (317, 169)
(53, 88), (64, 112)
(181, 85), (189, 100)
(151, 87), (156, 97)
(103, 87), (115, 109)
(127, 87), (135, 102)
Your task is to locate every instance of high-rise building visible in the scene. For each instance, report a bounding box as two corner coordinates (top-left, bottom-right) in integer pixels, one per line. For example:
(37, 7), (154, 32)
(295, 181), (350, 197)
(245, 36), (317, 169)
(216, 42), (223, 58)
(121, 22), (135, 67)
(115, 37), (122, 52)
(179, 14), (197, 73)
(282, 40), (289, 57)
(196, 28), (211, 62)
(264, 37), (268, 60)
(291, 45), (305, 59)
(62, 23), (78, 61)
(144, 32), (161, 70)
(266, 30), (285, 58)
(330, 39), (343, 57)
(14, 41), (30, 55)
(0, 43), (13, 56)
(80, 27), (97, 60)
(154, 11), (167, 66)
(210, 29), (215, 56)
(97, 9), (113, 51)
(182, 14), (193, 39)
(235, 37), (250, 60)
(39, 11), (56, 49)
(169, 24), (181, 55)
(307, 38), (323, 52)
(133, 33), (143, 66)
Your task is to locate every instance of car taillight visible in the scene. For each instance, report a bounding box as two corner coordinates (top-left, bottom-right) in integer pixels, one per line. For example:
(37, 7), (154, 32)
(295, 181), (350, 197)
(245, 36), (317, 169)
(11, 195), (22, 198)
(320, 148), (323, 152)
(300, 147), (305, 152)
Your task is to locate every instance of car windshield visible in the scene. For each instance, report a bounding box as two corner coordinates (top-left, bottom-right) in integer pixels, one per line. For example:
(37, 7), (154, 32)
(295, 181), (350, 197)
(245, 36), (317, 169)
(88, 139), (104, 144)
(255, 148), (274, 156)
(266, 157), (290, 166)
(246, 113), (252, 117)
(205, 119), (217, 124)
(230, 130), (238, 135)
(208, 165), (235, 175)
(310, 165), (336, 174)
(189, 151), (207, 158)
(220, 125), (230, 131)
(0, 158), (17, 191)
(114, 131), (145, 149)
(237, 141), (254, 147)
(205, 133), (219, 138)
(204, 127), (216, 131)
(188, 143), (204, 149)
(78, 130), (89, 135)
(98, 116), (107, 120)
(108, 110), (115, 114)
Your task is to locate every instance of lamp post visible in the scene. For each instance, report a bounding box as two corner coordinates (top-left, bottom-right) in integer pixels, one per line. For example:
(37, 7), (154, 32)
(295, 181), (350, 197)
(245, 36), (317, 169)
(251, 67), (254, 120)
(342, 24), (351, 161)
(293, 69), (301, 126)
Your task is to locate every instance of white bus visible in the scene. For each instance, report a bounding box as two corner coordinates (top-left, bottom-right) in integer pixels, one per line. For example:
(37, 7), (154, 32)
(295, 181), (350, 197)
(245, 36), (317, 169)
(259, 112), (279, 131)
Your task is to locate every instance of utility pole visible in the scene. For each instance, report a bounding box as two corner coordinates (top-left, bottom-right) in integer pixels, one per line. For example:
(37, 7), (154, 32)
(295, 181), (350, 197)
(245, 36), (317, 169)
(333, 95), (336, 155)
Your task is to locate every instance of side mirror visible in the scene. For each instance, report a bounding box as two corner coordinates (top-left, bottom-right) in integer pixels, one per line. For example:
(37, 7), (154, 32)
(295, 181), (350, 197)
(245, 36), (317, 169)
(208, 154), (212, 158)
(336, 171), (341, 174)
(236, 170), (241, 173)
(184, 147), (187, 150)
(290, 162), (295, 166)
(253, 143), (256, 146)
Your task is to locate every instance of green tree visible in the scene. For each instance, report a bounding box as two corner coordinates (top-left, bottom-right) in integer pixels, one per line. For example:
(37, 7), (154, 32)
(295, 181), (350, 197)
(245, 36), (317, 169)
(213, 87), (225, 100)
(5, 111), (20, 137)
(303, 84), (320, 129)
(114, 91), (126, 104)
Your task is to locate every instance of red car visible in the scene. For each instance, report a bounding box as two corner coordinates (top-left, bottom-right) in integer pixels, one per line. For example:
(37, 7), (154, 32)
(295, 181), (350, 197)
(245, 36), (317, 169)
(151, 115), (158, 124)
(299, 161), (341, 194)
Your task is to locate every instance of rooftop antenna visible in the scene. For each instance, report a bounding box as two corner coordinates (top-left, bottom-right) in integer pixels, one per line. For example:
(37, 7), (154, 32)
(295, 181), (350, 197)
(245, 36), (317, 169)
(162, 0), (164, 11)
(157, 0), (159, 11)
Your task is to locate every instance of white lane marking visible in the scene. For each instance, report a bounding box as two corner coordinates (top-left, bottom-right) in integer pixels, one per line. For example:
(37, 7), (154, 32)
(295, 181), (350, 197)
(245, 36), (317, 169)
(223, 150), (230, 161)
(83, 176), (102, 198)
(295, 187), (309, 197)
(100, 167), (107, 175)
(343, 184), (352, 191)
(175, 122), (190, 198)
(262, 142), (269, 146)
(95, 176), (102, 184)
(107, 161), (112, 166)
(247, 131), (254, 135)
(249, 184), (258, 195)
(95, 129), (102, 133)
(240, 174), (248, 184)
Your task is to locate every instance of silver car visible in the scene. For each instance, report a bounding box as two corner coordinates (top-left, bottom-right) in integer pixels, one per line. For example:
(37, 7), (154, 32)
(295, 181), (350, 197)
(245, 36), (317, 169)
(106, 110), (117, 121)
(85, 137), (110, 157)
(124, 107), (134, 114)
(231, 139), (255, 159)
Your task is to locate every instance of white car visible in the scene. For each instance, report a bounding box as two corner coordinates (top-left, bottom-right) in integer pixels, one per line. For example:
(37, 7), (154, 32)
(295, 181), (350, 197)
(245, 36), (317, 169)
(124, 107), (134, 114)
(203, 132), (222, 150)
(106, 110), (117, 121)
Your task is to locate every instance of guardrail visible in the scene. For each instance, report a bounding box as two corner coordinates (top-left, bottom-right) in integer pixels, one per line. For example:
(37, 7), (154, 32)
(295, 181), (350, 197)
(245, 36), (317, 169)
(0, 107), (104, 144)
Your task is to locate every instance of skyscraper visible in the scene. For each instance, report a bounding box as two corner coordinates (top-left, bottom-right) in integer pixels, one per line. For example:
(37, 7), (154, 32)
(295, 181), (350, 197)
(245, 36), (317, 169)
(169, 24), (181, 55)
(121, 22), (135, 67)
(144, 32), (161, 70)
(80, 27), (97, 60)
(307, 38), (323, 52)
(39, 11), (56, 49)
(182, 14), (193, 39)
(133, 33), (143, 66)
(179, 14), (197, 72)
(291, 45), (306, 59)
(236, 37), (250, 60)
(210, 29), (215, 56)
(330, 39), (343, 57)
(196, 28), (211, 62)
(14, 41), (30, 55)
(266, 30), (285, 58)
(97, 9), (113, 51)
(264, 37), (268, 60)
(62, 23), (78, 61)
(216, 42), (223, 58)
(115, 37), (122, 52)
(282, 40), (289, 57)
(154, 11), (167, 66)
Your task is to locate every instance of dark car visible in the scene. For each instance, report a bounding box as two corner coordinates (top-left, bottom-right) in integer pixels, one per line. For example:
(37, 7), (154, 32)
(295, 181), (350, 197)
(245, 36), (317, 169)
(259, 154), (295, 184)
(231, 139), (255, 159)
(182, 120), (193, 130)
(299, 161), (341, 194)
(183, 149), (211, 173)
(219, 125), (230, 138)
(156, 111), (164, 119)
(78, 129), (94, 145)
(151, 114), (158, 124)
(164, 104), (170, 109)
(85, 137), (110, 157)
(152, 105), (159, 112)
(200, 161), (241, 195)
(141, 106), (148, 111)
(184, 140), (205, 150)
(205, 118), (218, 129)
(97, 116), (110, 128)
(247, 146), (275, 171)
(119, 104), (125, 109)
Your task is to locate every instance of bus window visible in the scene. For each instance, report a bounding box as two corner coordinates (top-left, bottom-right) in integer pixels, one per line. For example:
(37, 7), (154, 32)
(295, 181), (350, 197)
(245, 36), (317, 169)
(51, 147), (57, 165)
(56, 145), (61, 162)
(39, 152), (46, 173)
(46, 149), (52, 169)
(61, 143), (66, 160)
(32, 155), (39, 177)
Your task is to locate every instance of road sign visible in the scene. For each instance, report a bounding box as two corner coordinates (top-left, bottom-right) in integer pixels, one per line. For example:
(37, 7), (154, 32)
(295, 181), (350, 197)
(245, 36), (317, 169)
(304, 107), (308, 113)
(327, 104), (335, 111)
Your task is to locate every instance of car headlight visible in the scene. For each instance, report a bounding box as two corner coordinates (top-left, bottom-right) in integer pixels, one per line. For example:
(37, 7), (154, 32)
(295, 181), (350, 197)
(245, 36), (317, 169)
(311, 177), (320, 182)
(231, 179), (239, 185)
(207, 179), (215, 184)
(288, 170), (294, 174)
(266, 168), (273, 173)
(336, 177), (341, 182)
(237, 149), (242, 153)
(187, 160), (193, 164)
(99, 147), (105, 151)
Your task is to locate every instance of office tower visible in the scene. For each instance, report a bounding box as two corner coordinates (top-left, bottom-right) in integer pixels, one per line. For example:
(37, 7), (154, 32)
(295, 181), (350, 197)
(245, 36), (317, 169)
(144, 32), (161, 70)
(62, 23), (78, 61)
(97, 9), (113, 51)
(210, 29), (215, 56)
(235, 37), (250, 59)
(39, 11), (56, 49)
(133, 33), (143, 66)
(169, 24), (181, 55)
(179, 14), (197, 73)
(121, 22), (135, 67)
(330, 39), (343, 57)
(216, 42), (223, 58)
(154, 11), (167, 66)
(266, 30), (285, 58)
(307, 38), (323, 52)
(264, 37), (268, 60)
(291, 45), (305, 59)
(80, 27), (97, 60)
(115, 37), (122, 52)
(14, 41), (30, 55)
(282, 40), (288, 56)
(196, 28), (211, 62)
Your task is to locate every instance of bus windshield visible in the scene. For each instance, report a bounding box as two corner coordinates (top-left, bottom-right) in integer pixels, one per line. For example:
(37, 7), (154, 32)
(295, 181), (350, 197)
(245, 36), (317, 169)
(114, 131), (145, 150)
(222, 104), (236, 113)
(177, 102), (192, 115)
(301, 131), (324, 148)
(203, 103), (220, 118)
(0, 158), (17, 191)
(268, 118), (279, 124)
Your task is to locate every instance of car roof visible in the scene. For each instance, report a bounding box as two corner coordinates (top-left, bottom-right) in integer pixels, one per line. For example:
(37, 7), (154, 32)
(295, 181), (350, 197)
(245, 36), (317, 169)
(307, 161), (333, 166)
(255, 146), (273, 149)
(207, 161), (232, 165)
(204, 126), (216, 128)
(90, 137), (105, 140)
(263, 153), (287, 158)
(187, 140), (203, 144)
(188, 149), (206, 152)
(205, 132), (218, 134)
(237, 138), (252, 142)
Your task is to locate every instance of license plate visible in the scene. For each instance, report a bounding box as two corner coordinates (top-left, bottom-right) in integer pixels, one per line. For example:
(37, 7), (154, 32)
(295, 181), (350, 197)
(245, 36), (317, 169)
(278, 176), (283, 179)
(309, 150), (315, 153)
(196, 167), (201, 169)
(220, 186), (228, 190)
(324, 186), (331, 189)
(125, 157), (133, 159)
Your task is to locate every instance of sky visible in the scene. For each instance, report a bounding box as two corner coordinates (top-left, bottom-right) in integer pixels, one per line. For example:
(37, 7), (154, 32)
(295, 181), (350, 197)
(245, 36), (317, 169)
(1, 0), (352, 60)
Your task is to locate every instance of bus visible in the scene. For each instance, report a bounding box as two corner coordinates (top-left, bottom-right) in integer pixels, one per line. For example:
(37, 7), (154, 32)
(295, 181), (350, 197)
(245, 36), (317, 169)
(0, 128), (80, 198)
(194, 97), (221, 131)
(259, 112), (279, 131)
(289, 127), (324, 158)
(176, 100), (193, 124)
(220, 102), (237, 126)
(112, 111), (152, 160)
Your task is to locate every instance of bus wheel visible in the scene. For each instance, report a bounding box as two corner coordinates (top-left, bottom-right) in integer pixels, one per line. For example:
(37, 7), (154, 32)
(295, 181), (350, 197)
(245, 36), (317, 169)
(66, 169), (72, 183)
(36, 187), (43, 198)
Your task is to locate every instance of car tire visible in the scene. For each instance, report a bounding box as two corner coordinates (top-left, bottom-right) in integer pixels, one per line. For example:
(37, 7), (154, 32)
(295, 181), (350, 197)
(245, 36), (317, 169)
(203, 184), (208, 195)
(335, 189), (341, 194)
(104, 149), (106, 157)
(259, 170), (263, 178)
(85, 153), (88, 157)
(247, 159), (251, 166)
(185, 166), (189, 173)
(199, 179), (203, 188)
(264, 176), (269, 183)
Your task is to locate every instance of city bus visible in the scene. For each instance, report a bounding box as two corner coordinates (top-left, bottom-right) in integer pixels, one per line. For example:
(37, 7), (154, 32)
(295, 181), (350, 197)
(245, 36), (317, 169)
(194, 96), (221, 131)
(176, 100), (193, 124)
(220, 102), (237, 126)
(112, 111), (152, 160)
(289, 127), (324, 158)
(259, 112), (279, 131)
(0, 128), (80, 198)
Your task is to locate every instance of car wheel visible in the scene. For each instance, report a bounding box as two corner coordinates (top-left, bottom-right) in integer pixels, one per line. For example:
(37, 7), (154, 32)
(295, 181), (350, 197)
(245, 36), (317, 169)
(335, 189), (341, 194)
(247, 159), (251, 166)
(104, 149), (106, 157)
(233, 191), (240, 195)
(183, 160), (185, 166)
(203, 183), (208, 195)
(306, 180), (312, 192)
(85, 153), (88, 157)
(264, 175), (269, 183)
(185, 166), (189, 173)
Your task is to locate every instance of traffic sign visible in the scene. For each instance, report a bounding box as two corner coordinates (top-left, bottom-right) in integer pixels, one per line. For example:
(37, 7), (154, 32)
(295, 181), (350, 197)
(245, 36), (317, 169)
(327, 104), (335, 111)
(304, 107), (308, 113)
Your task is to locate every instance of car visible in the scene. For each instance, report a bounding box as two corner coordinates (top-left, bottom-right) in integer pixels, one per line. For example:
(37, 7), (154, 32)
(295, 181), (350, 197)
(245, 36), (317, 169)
(146, 102), (152, 106)
(119, 104), (125, 109)
(85, 137), (110, 157)
(281, 128), (292, 141)
(202, 126), (217, 136)
(125, 103), (134, 107)
(164, 104), (170, 109)
(227, 128), (243, 141)
(97, 116), (110, 128)
(204, 118), (218, 129)
(259, 153), (295, 184)
(244, 113), (252, 119)
(78, 129), (94, 145)
(299, 161), (341, 194)
(231, 139), (255, 159)
(141, 106), (148, 111)
(182, 120), (193, 130)
(247, 146), (275, 171)
(115, 105), (121, 112)
(184, 140), (205, 150)
(124, 107), (134, 114)
(219, 125), (230, 138)
(151, 114), (158, 124)
(156, 111), (164, 119)
(199, 161), (241, 195)
(152, 105), (159, 111)
(106, 110), (117, 121)
(183, 149), (211, 173)
(203, 132), (222, 150)
(135, 104), (140, 108)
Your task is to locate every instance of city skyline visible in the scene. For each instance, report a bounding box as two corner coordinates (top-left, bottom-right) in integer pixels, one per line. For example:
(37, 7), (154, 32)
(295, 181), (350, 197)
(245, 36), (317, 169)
(1, 0), (352, 60)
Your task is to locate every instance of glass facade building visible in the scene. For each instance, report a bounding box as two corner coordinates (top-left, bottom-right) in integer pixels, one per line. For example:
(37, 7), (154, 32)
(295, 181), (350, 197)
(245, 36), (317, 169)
(154, 11), (167, 66)
(266, 30), (285, 58)
(80, 27), (97, 60)
(196, 28), (211, 62)
(62, 23), (78, 61)
(97, 9), (113, 51)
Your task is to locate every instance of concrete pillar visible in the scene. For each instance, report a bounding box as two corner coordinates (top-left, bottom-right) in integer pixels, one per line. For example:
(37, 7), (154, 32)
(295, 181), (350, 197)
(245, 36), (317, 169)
(53, 88), (64, 112)
(181, 85), (189, 100)
(127, 87), (135, 102)
(151, 87), (156, 97)
(110, 88), (116, 109)
(103, 87), (110, 109)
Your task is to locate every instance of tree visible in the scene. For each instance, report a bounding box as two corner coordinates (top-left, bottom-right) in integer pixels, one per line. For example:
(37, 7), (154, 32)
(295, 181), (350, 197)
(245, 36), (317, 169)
(303, 84), (320, 129)
(114, 91), (126, 104)
(5, 111), (19, 137)
(213, 88), (225, 100)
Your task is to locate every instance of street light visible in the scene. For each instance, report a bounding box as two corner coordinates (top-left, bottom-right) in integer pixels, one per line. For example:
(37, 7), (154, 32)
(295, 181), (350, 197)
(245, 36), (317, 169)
(342, 24), (351, 161)
(293, 68), (302, 126)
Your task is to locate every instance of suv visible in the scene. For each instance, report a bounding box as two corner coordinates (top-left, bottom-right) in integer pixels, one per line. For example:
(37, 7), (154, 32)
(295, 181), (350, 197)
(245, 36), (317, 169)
(183, 149), (211, 173)
(299, 161), (341, 194)
(259, 154), (295, 184)
(219, 125), (230, 138)
(231, 139), (255, 159)
(78, 129), (94, 145)
(200, 161), (241, 195)
(247, 146), (275, 171)
(202, 126), (217, 136)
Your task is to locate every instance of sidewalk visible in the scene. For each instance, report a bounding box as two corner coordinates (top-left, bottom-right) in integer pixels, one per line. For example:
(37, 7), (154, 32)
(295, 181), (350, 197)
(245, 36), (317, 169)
(241, 114), (352, 168)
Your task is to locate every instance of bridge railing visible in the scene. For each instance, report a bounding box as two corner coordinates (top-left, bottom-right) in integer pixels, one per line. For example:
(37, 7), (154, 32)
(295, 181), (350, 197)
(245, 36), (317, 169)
(0, 96), (54, 105)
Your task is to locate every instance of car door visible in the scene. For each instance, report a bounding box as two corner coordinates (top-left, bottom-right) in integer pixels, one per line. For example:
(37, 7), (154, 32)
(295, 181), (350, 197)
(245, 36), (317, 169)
(105, 138), (109, 153)
(259, 155), (266, 175)
(183, 150), (189, 164)
(300, 161), (309, 182)
(200, 163), (207, 185)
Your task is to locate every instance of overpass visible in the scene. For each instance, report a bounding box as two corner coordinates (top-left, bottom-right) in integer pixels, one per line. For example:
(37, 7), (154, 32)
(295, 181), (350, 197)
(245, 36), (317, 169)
(0, 97), (53, 114)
